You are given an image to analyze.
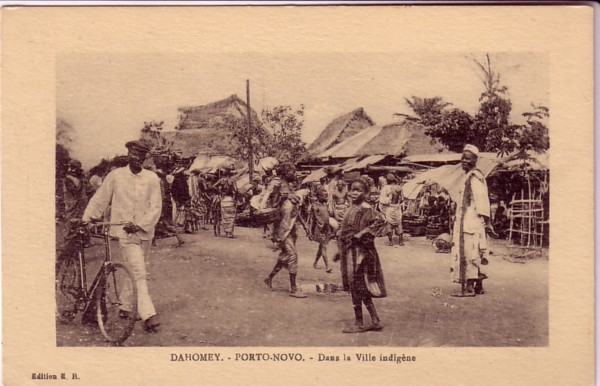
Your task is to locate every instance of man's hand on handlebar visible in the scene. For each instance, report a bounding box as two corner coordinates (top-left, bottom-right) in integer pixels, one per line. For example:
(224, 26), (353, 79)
(123, 223), (144, 234)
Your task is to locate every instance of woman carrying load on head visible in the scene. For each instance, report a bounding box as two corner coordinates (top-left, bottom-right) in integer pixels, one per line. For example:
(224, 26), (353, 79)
(213, 164), (239, 238)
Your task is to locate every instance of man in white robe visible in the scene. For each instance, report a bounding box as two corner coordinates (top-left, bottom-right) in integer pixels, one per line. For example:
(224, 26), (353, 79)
(450, 144), (492, 296)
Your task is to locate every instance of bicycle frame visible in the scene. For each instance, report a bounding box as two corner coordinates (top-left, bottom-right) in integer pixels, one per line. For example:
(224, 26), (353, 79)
(65, 222), (126, 313)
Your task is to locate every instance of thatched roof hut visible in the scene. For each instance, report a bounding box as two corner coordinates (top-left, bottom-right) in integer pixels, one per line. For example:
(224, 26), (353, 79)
(318, 118), (446, 158)
(165, 95), (267, 158)
(177, 94), (261, 131)
(307, 108), (375, 156)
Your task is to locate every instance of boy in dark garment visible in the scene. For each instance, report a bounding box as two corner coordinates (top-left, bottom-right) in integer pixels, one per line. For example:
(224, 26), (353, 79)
(310, 187), (333, 273)
(336, 177), (387, 333)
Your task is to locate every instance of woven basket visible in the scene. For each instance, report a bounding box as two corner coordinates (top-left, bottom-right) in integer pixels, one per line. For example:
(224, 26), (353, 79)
(251, 208), (282, 226)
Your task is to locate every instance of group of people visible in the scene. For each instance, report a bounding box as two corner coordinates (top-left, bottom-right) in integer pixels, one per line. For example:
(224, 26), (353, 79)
(58, 138), (494, 336)
(311, 169), (407, 248)
(264, 163), (387, 333)
(261, 162), (387, 332)
(154, 163), (238, 240)
(262, 144), (494, 333)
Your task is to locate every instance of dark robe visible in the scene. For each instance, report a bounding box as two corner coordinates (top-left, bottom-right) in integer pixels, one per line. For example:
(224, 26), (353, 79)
(338, 202), (387, 297)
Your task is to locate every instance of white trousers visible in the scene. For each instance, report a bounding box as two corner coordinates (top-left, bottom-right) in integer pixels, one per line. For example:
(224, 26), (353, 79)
(119, 237), (156, 321)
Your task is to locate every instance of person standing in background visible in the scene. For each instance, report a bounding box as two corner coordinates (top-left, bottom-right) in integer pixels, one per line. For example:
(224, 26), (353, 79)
(379, 173), (404, 246)
(309, 187), (333, 273)
(330, 179), (349, 224)
(213, 164), (239, 238)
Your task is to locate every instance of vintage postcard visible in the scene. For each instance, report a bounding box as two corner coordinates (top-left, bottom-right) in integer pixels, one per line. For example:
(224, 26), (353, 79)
(1, 4), (595, 385)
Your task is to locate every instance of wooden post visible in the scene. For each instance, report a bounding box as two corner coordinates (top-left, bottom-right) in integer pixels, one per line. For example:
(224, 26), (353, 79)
(246, 80), (254, 183)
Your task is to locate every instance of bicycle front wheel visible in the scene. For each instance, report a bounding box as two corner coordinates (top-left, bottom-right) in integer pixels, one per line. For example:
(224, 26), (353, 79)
(56, 255), (81, 324)
(96, 263), (137, 344)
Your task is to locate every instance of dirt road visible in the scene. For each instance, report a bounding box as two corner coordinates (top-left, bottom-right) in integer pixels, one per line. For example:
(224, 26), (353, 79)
(57, 226), (548, 347)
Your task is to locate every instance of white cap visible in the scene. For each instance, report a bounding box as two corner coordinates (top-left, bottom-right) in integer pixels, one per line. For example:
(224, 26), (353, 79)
(463, 144), (480, 156)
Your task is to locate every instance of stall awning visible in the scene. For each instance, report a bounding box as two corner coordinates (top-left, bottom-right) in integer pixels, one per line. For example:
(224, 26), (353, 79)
(402, 153), (462, 164)
(501, 151), (549, 171)
(301, 157), (360, 184)
(302, 168), (328, 184)
(188, 155), (239, 174)
(343, 154), (387, 171)
(402, 151), (506, 165)
(401, 157), (500, 202)
(366, 165), (414, 173)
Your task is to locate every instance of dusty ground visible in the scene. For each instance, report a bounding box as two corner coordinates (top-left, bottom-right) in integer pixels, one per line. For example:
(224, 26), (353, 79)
(56, 226), (548, 347)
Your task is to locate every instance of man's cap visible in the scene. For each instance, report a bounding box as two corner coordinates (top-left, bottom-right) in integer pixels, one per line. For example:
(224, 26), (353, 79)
(385, 173), (397, 183)
(69, 159), (82, 168)
(463, 144), (480, 156)
(125, 140), (151, 154)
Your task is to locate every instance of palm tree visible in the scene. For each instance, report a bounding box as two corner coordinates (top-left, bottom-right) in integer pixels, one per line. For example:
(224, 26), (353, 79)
(395, 96), (451, 126)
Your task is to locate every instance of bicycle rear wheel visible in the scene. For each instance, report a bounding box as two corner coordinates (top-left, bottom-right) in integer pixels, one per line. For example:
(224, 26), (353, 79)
(55, 255), (81, 324)
(96, 263), (137, 344)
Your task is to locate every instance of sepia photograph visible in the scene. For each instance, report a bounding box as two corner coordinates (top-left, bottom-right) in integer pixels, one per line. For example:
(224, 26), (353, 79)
(55, 52), (550, 347)
(2, 4), (594, 385)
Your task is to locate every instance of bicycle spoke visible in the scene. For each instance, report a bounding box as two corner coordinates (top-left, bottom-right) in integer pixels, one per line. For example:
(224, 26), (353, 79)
(55, 257), (81, 324)
(96, 263), (138, 344)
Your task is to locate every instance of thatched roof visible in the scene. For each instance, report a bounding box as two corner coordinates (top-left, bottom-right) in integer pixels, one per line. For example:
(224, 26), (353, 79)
(307, 108), (375, 156)
(318, 125), (382, 158)
(167, 95), (268, 158)
(318, 118), (447, 158)
(177, 94), (261, 130)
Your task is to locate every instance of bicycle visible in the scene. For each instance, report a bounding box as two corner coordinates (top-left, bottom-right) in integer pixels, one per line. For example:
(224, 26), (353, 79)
(56, 220), (138, 345)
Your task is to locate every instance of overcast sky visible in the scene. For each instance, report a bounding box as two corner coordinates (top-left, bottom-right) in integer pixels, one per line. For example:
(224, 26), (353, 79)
(57, 52), (548, 168)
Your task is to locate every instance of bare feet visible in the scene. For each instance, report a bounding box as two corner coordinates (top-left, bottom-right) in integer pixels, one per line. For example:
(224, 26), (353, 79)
(342, 324), (366, 333)
(263, 278), (273, 291)
(289, 289), (307, 298)
(366, 321), (383, 331)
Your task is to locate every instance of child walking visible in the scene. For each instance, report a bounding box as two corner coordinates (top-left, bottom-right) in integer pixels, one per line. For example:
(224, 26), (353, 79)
(336, 177), (387, 333)
(310, 187), (333, 273)
(264, 163), (307, 298)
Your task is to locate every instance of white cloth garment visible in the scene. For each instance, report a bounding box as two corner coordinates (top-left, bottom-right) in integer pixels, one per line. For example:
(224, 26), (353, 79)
(118, 238), (156, 320)
(450, 168), (490, 281)
(83, 165), (162, 321)
(83, 166), (162, 240)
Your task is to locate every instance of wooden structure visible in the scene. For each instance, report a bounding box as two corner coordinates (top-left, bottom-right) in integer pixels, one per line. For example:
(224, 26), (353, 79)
(507, 176), (546, 258)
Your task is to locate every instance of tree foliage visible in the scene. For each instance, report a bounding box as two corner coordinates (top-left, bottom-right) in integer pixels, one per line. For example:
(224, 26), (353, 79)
(514, 104), (550, 154)
(424, 108), (477, 152)
(472, 54), (514, 155)
(139, 120), (174, 153)
(56, 118), (74, 151)
(406, 54), (549, 156)
(260, 105), (309, 164)
(228, 114), (272, 162)
(397, 96), (452, 127)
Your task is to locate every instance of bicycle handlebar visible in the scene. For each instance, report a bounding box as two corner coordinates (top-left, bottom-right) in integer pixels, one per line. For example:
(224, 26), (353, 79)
(70, 219), (131, 228)
(87, 222), (132, 228)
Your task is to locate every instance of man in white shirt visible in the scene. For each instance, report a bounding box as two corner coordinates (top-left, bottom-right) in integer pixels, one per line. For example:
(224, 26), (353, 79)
(83, 140), (162, 332)
(450, 144), (492, 297)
